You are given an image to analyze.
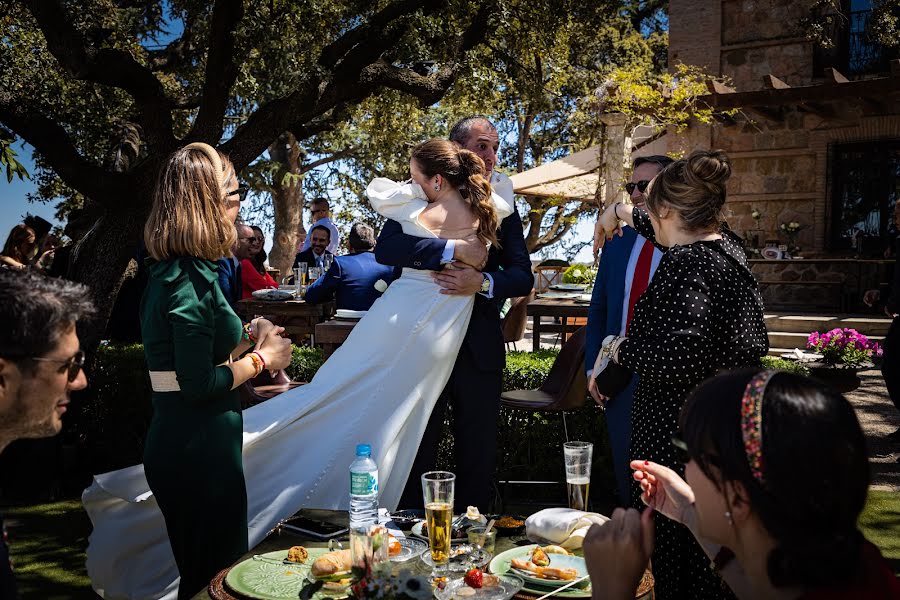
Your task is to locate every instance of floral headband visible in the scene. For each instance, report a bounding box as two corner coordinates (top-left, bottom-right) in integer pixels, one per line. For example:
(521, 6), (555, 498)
(740, 370), (778, 484)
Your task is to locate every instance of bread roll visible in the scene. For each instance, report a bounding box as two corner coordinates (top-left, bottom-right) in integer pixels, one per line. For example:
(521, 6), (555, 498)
(311, 549), (352, 578)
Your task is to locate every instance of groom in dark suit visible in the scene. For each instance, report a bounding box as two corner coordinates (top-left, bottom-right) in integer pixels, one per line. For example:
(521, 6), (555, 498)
(378, 117), (533, 511)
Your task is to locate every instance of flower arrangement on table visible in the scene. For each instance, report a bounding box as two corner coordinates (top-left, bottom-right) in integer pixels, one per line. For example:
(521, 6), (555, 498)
(806, 328), (883, 369)
(561, 263), (597, 285)
(779, 221), (803, 255)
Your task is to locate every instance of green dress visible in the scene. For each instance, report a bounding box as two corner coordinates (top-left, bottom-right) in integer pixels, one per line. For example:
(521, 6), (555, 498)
(140, 257), (247, 600)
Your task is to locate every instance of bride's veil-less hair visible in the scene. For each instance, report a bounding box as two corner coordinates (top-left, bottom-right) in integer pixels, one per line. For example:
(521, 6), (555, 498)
(411, 139), (500, 248)
(144, 143), (238, 261)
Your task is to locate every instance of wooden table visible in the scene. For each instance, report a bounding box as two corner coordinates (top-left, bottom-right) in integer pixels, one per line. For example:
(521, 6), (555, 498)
(315, 319), (359, 359)
(527, 296), (589, 352)
(235, 298), (335, 345)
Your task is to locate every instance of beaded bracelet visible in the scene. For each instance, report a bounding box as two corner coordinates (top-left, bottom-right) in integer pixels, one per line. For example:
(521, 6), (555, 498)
(243, 322), (257, 343)
(252, 350), (267, 372)
(247, 351), (263, 377)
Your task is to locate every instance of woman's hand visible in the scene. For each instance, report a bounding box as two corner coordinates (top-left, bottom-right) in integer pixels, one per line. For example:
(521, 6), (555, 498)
(631, 460), (696, 527)
(250, 317), (277, 341)
(255, 326), (292, 371)
(587, 376), (608, 408)
(582, 508), (654, 600)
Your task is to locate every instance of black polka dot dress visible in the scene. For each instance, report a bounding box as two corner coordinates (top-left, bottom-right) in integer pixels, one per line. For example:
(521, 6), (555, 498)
(617, 208), (769, 599)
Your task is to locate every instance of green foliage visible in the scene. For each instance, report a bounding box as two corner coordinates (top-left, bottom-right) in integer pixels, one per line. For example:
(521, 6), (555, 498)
(287, 345), (326, 383)
(561, 264), (597, 285)
(0, 130), (29, 183)
(760, 356), (811, 377)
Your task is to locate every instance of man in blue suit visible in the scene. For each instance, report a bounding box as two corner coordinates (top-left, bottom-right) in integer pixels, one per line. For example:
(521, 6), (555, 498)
(380, 116), (533, 511)
(305, 223), (397, 311)
(585, 155), (672, 506)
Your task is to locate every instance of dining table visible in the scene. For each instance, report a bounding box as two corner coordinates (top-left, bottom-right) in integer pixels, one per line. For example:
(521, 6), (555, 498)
(315, 318), (359, 359)
(526, 294), (590, 352)
(193, 509), (654, 600)
(235, 297), (335, 345)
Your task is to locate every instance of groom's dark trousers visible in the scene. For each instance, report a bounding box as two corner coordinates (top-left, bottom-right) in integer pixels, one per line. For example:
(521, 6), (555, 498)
(376, 210), (533, 511)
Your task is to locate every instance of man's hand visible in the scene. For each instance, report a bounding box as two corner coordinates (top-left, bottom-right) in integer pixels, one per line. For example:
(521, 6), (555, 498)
(432, 262), (483, 296)
(582, 508), (654, 600)
(453, 237), (488, 270)
(587, 376), (609, 408)
(593, 219), (606, 264)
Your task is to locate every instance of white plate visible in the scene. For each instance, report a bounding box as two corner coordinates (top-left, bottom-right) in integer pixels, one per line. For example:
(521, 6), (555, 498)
(252, 289), (294, 301)
(390, 537), (427, 563)
(550, 284), (586, 291)
(335, 309), (367, 319)
(433, 574), (524, 600)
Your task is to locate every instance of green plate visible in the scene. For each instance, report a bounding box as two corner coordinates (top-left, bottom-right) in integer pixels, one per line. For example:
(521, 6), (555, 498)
(225, 548), (348, 600)
(488, 545), (591, 598)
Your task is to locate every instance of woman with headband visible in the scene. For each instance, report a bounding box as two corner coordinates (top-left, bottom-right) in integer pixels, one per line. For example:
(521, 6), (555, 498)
(583, 369), (900, 599)
(108, 143), (291, 599)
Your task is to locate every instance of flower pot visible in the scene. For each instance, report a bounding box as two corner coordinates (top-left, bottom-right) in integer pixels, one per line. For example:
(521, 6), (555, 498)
(808, 365), (862, 394)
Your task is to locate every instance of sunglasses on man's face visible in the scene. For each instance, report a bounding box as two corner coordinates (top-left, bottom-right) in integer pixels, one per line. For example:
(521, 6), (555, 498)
(32, 350), (86, 383)
(227, 185), (250, 203)
(624, 180), (652, 195)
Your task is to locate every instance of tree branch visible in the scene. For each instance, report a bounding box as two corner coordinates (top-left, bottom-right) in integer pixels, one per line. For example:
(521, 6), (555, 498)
(187, 0), (244, 142)
(0, 96), (128, 203)
(300, 147), (356, 174)
(23, 0), (176, 149)
(147, 14), (197, 72)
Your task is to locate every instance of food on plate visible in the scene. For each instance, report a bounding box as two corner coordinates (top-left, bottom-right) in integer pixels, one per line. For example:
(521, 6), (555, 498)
(494, 516), (524, 529)
(481, 574), (500, 587)
(531, 547), (550, 566)
(510, 558), (578, 581)
(286, 546), (309, 563)
(542, 545), (571, 556)
(464, 568), (484, 589)
(388, 535), (402, 556)
(455, 587), (476, 597)
(432, 576), (449, 590)
(311, 549), (353, 588)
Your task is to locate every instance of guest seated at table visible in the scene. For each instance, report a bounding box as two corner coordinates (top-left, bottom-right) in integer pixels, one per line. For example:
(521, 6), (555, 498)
(241, 225), (278, 298)
(582, 368), (900, 600)
(305, 223), (397, 311)
(0, 224), (37, 270)
(292, 224), (334, 277)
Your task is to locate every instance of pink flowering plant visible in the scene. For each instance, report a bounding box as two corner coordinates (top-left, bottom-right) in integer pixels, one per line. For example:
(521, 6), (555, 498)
(807, 328), (883, 368)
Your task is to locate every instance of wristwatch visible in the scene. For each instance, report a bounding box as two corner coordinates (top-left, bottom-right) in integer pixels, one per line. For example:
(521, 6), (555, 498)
(479, 274), (491, 294)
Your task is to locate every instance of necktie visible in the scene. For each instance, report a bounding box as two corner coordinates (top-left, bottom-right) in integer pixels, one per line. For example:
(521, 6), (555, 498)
(625, 240), (655, 334)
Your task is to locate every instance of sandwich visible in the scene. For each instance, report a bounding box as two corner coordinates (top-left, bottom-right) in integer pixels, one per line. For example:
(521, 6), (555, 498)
(310, 549), (353, 589)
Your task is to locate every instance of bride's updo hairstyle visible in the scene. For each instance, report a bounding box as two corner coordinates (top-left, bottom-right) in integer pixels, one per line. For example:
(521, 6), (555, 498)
(680, 368), (869, 590)
(645, 149), (731, 233)
(412, 139), (499, 248)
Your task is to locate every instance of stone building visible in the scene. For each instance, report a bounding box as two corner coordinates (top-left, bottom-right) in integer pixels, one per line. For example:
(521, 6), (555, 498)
(666, 0), (898, 310)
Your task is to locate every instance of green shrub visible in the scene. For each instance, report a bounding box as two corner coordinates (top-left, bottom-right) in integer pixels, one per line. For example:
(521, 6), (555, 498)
(760, 355), (810, 376)
(561, 264), (596, 285)
(287, 345), (325, 382)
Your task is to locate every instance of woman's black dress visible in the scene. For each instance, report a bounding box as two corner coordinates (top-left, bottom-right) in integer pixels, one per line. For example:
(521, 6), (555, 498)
(616, 209), (768, 599)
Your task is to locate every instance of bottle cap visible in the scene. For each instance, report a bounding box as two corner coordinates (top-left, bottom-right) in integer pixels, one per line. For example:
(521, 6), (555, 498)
(356, 444), (372, 457)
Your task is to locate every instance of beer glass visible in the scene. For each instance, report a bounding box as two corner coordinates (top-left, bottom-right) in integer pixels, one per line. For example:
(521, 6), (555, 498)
(308, 266), (321, 281)
(563, 441), (592, 511)
(295, 263), (307, 286)
(422, 471), (455, 570)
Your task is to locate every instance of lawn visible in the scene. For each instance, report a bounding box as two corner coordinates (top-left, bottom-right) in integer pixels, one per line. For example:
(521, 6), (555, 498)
(4, 489), (900, 596)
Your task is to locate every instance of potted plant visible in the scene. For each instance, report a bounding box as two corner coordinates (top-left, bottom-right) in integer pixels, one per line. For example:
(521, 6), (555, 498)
(779, 221), (803, 256)
(805, 328), (882, 393)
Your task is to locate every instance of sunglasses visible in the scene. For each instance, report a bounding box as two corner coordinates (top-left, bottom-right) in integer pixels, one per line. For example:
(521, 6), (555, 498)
(624, 180), (652, 194)
(32, 350), (86, 383)
(240, 236), (264, 243)
(671, 434), (720, 468)
(227, 185), (250, 202)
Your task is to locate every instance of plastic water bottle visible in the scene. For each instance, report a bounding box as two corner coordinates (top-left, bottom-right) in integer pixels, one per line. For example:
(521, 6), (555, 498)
(349, 443), (379, 531)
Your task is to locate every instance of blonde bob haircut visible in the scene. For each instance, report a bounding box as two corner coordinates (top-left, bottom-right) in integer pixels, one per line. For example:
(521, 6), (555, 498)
(144, 142), (237, 261)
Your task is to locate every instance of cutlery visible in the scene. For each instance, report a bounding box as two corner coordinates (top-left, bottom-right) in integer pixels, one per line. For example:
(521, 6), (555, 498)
(533, 575), (590, 600)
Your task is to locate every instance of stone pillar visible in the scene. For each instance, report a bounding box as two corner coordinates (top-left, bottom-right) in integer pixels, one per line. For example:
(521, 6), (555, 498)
(598, 113), (630, 208)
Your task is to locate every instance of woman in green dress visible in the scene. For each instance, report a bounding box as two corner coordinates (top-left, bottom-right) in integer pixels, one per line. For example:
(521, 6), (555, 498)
(141, 142), (292, 599)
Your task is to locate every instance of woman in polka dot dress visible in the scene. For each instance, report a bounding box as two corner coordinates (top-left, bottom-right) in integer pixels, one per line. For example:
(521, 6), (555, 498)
(594, 150), (768, 598)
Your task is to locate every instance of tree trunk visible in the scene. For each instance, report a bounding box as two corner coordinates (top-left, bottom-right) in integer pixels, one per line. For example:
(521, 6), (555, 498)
(268, 132), (304, 279)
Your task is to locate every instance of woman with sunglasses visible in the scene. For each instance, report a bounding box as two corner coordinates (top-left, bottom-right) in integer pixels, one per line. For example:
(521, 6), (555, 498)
(240, 225), (278, 298)
(583, 369), (900, 599)
(592, 150), (768, 598)
(85, 143), (292, 599)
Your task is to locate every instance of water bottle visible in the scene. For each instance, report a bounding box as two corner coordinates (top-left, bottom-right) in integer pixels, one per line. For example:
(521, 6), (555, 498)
(349, 443), (379, 531)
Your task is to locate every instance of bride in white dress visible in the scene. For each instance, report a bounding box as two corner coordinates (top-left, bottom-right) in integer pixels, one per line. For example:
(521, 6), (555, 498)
(82, 139), (512, 599)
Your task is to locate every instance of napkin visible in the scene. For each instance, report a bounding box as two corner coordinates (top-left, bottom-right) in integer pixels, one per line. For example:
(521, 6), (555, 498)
(525, 507), (609, 550)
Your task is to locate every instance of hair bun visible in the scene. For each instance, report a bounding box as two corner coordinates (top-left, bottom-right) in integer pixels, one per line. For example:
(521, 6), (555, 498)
(684, 150), (731, 189)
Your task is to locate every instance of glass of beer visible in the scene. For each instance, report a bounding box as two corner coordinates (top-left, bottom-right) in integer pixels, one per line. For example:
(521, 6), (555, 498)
(294, 263), (307, 286)
(422, 471), (455, 572)
(563, 441), (592, 511)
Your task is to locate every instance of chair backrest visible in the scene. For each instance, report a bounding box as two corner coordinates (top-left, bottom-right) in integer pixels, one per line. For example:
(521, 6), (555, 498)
(501, 290), (535, 343)
(534, 265), (567, 292)
(539, 326), (587, 411)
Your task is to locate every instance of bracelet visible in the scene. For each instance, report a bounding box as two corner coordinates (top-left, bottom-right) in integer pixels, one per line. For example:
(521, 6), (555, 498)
(613, 202), (621, 220)
(247, 352), (263, 377)
(243, 322), (257, 343)
(252, 350), (267, 371)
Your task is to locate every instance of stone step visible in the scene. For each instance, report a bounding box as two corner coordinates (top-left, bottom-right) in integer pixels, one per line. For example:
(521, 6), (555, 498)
(764, 313), (892, 336)
(768, 330), (885, 353)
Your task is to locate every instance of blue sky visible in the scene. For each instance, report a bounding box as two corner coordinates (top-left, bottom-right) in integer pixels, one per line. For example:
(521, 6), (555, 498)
(1, 142), (61, 241)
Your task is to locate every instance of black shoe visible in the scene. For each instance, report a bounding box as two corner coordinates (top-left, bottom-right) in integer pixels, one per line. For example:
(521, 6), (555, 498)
(888, 427), (900, 442)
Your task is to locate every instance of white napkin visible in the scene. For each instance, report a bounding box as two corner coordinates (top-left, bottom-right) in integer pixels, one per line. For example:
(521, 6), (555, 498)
(525, 507), (609, 550)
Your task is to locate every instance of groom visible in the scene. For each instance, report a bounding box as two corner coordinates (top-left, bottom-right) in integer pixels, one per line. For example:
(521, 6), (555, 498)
(378, 116), (533, 511)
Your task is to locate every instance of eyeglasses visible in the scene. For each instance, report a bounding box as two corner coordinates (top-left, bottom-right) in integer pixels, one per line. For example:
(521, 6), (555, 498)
(671, 434), (720, 468)
(624, 180), (652, 195)
(31, 350), (85, 383)
(227, 185), (250, 202)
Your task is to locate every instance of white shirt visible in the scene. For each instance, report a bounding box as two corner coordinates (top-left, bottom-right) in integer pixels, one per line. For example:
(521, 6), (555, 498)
(301, 217), (341, 254)
(619, 234), (663, 335)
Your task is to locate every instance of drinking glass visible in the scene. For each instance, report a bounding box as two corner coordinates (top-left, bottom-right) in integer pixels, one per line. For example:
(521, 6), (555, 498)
(563, 441), (592, 511)
(422, 471), (455, 571)
(294, 264), (307, 286)
(467, 526), (496, 554)
(323, 254), (334, 271)
(350, 524), (390, 576)
(308, 266), (321, 281)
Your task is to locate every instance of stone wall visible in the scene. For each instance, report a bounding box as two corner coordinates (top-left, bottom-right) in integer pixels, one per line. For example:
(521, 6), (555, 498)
(749, 260), (891, 311)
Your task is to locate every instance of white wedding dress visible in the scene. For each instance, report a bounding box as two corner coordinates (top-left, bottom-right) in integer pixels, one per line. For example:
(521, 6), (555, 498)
(82, 179), (513, 599)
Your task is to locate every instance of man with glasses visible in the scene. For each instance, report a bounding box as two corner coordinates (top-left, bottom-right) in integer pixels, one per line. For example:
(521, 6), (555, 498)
(298, 198), (341, 255)
(585, 154), (672, 506)
(0, 269), (94, 598)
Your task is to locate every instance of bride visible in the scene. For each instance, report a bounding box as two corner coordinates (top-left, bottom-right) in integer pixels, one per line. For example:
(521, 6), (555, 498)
(82, 139), (513, 600)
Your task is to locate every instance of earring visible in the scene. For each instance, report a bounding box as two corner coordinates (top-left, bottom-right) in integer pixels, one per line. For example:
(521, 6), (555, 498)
(724, 511), (733, 525)
(434, 184), (440, 192)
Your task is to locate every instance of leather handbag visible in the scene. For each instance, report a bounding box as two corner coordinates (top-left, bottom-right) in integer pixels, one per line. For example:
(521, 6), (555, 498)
(591, 336), (632, 399)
